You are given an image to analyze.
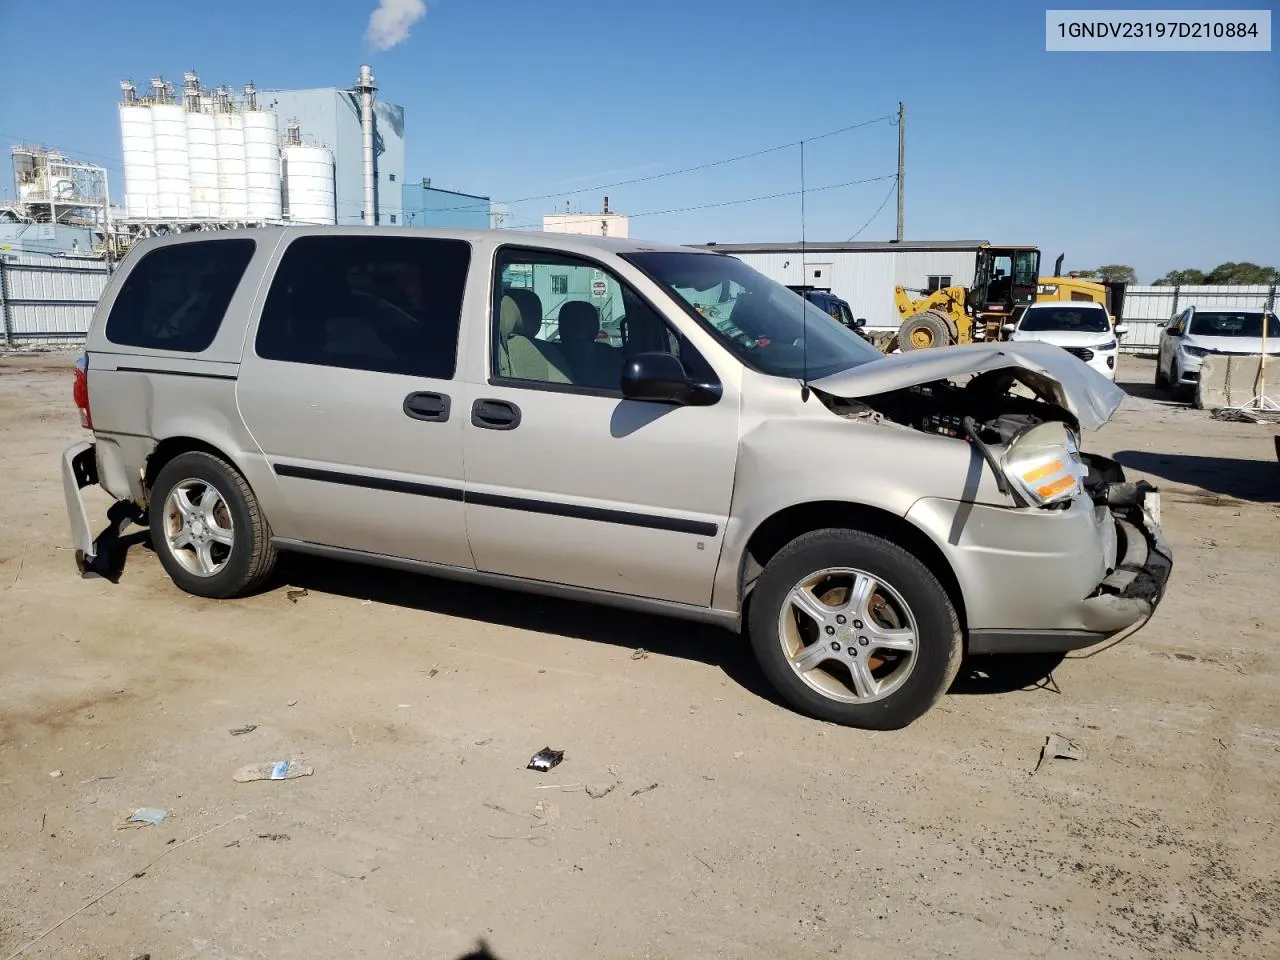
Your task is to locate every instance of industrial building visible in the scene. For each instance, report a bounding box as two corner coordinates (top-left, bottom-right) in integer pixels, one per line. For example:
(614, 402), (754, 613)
(543, 198), (629, 238)
(704, 240), (988, 329)
(111, 63), (490, 245)
(0, 145), (114, 256)
(402, 180), (490, 230)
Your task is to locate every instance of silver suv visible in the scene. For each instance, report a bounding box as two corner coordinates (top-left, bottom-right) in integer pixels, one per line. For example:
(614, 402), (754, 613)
(62, 228), (1172, 729)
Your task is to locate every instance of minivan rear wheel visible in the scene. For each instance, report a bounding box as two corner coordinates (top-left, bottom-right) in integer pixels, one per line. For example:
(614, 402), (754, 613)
(150, 451), (277, 599)
(747, 529), (962, 730)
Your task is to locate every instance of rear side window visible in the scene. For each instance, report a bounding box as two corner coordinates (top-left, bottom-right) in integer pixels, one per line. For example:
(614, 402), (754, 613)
(256, 235), (470, 379)
(106, 239), (256, 352)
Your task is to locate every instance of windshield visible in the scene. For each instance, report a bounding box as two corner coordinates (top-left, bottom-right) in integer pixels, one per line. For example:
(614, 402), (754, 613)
(1188, 311), (1276, 338)
(1018, 306), (1110, 333)
(623, 252), (882, 379)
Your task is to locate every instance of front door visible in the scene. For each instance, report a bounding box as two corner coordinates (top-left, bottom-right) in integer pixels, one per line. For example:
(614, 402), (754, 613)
(461, 246), (740, 607)
(237, 234), (473, 568)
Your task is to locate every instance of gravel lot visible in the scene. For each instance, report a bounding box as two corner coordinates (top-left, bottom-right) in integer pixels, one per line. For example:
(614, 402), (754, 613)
(1, 351), (1277, 960)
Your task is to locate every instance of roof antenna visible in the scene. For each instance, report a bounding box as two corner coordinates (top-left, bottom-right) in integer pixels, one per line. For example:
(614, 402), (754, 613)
(799, 137), (810, 402)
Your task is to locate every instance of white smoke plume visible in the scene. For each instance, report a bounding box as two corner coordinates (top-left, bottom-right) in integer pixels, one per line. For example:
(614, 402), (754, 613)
(366, 0), (428, 51)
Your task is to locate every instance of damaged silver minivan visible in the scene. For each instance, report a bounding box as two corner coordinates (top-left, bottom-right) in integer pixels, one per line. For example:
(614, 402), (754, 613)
(62, 228), (1172, 729)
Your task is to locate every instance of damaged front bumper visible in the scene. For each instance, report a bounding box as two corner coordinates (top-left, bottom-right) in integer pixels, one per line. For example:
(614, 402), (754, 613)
(906, 459), (1174, 656)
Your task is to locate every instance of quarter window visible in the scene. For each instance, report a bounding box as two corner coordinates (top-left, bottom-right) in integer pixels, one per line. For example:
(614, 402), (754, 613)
(105, 239), (255, 352)
(256, 235), (470, 378)
(492, 248), (714, 392)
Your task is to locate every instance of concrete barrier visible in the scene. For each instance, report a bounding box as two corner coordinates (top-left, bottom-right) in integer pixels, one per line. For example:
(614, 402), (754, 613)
(1195, 354), (1277, 409)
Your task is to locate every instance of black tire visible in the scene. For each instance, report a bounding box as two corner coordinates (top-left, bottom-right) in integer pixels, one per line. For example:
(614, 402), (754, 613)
(898, 310), (953, 352)
(149, 451), (277, 599)
(1154, 362), (1168, 389)
(747, 528), (963, 730)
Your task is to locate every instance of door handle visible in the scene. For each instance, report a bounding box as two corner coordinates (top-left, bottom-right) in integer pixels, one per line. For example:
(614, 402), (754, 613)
(471, 398), (521, 431)
(403, 391), (451, 422)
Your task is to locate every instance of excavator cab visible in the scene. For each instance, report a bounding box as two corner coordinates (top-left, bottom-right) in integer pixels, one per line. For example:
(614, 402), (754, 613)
(971, 247), (1040, 317)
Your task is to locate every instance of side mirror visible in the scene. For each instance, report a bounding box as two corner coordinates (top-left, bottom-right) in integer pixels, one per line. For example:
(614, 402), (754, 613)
(621, 352), (719, 406)
(1002, 322), (1017, 333)
(853, 317), (867, 328)
(1115, 323), (1129, 337)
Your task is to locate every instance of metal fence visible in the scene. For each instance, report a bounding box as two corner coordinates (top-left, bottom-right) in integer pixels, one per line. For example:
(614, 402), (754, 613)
(1117, 284), (1277, 355)
(0, 254), (113, 346)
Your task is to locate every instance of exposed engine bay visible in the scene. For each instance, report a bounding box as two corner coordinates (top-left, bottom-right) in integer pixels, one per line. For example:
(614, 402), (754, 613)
(817, 369), (1079, 445)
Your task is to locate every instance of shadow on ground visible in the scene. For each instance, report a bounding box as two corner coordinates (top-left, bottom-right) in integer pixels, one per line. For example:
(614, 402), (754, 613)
(1114, 449), (1279, 503)
(281, 554), (1067, 709)
(1116, 378), (1187, 405)
(280, 553), (789, 709)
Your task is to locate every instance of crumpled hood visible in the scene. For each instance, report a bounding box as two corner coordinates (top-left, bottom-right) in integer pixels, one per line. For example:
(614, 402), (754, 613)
(810, 341), (1126, 431)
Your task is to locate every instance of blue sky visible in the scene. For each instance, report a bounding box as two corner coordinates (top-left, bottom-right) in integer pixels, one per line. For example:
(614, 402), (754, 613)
(0, 0), (1274, 281)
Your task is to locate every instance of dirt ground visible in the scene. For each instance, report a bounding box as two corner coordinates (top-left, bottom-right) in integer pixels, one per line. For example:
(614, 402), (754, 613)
(1, 351), (1277, 960)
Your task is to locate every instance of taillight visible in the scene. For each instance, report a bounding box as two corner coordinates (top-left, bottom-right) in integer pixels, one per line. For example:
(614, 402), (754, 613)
(73, 354), (92, 430)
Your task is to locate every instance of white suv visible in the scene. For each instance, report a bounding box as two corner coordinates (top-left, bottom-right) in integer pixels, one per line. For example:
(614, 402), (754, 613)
(1005, 302), (1124, 381)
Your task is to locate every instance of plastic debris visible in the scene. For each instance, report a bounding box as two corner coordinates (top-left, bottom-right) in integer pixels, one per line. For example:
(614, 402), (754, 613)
(286, 588), (308, 603)
(631, 648), (648, 660)
(257, 833), (290, 841)
(630, 783), (659, 797)
(228, 724), (257, 736)
(527, 747), (564, 772)
(233, 760), (314, 783)
(1033, 734), (1085, 774)
(585, 782), (616, 799)
(48, 770), (63, 779)
(125, 807), (168, 827)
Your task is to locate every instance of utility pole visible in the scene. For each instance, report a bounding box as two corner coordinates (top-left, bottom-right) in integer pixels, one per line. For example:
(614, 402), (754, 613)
(896, 101), (905, 242)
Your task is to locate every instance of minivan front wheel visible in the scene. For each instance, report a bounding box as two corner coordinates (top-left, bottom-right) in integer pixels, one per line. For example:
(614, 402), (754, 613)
(748, 529), (962, 730)
(150, 451), (277, 599)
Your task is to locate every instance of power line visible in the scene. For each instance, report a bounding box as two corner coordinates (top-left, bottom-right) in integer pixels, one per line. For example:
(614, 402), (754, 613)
(504, 174), (897, 230)
(424, 111), (896, 215)
(846, 176), (898, 241)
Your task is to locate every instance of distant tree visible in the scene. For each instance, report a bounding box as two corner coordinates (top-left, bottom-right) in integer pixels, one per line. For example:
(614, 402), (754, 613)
(1204, 261), (1280, 285)
(1152, 268), (1208, 286)
(1153, 263), (1280, 286)
(1089, 264), (1138, 284)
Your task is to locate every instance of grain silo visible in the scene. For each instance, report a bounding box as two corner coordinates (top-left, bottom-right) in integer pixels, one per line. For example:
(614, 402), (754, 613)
(241, 84), (282, 221)
(213, 86), (248, 220)
(184, 73), (220, 218)
(117, 82), (158, 218)
(281, 120), (336, 225)
(148, 79), (191, 220)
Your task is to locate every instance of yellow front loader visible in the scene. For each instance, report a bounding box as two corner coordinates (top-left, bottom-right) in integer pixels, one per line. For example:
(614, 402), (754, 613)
(886, 245), (1041, 352)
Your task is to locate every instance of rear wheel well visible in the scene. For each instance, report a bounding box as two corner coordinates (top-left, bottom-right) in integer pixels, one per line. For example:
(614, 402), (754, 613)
(741, 501), (966, 630)
(144, 438), (237, 501)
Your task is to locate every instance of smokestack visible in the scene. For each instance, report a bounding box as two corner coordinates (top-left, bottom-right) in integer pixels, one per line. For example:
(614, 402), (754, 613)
(603, 195), (609, 214)
(243, 81), (257, 110)
(356, 64), (377, 226)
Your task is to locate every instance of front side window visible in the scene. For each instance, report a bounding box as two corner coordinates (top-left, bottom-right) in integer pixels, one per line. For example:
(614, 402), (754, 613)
(106, 239), (256, 352)
(625, 251), (882, 380)
(1018, 306), (1110, 333)
(1188, 311), (1275, 338)
(1013, 251), (1038, 286)
(492, 248), (713, 392)
(256, 235), (470, 378)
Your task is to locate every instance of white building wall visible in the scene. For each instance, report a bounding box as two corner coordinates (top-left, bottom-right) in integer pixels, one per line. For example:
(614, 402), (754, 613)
(542, 213), (630, 238)
(892, 251), (978, 292)
(726, 250), (900, 329)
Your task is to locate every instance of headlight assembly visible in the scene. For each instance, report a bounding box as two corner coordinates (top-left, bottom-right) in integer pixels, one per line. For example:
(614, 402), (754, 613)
(1182, 345), (1209, 358)
(1002, 421), (1087, 507)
